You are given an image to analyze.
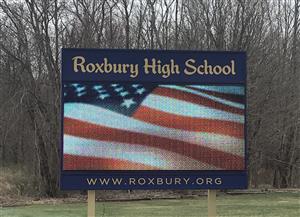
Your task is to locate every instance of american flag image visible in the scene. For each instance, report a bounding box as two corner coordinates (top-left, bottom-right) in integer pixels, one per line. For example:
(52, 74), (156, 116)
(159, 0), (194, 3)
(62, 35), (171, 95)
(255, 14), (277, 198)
(63, 83), (245, 170)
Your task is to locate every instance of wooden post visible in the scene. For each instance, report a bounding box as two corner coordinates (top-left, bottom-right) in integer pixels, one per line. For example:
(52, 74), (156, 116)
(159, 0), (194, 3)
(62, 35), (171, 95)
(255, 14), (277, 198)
(208, 190), (217, 217)
(87, 190), (96, 217)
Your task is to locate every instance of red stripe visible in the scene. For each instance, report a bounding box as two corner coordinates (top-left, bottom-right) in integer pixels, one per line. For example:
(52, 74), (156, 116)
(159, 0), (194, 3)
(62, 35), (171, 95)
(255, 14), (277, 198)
(186, 87), (245, 104)
(153, 87), (244, 115)
(133, 106), (244, 138)
(64, 117), (244, 170)
(64, 154), (158, 170)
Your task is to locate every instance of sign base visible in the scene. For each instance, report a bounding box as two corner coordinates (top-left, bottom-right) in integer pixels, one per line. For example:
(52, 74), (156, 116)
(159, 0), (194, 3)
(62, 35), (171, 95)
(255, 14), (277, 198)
(87, 190), (95, 217)
(208, 190), (217, 217)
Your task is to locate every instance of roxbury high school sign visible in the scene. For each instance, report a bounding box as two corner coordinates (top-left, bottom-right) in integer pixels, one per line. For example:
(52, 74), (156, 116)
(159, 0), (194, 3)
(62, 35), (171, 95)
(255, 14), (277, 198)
(60, 49), (247, 190)
(71, 56), (237, 78)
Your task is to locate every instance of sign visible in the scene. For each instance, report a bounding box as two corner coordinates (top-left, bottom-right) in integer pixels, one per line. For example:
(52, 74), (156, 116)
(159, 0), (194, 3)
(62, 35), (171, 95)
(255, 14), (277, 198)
(60, 49), (247, 190)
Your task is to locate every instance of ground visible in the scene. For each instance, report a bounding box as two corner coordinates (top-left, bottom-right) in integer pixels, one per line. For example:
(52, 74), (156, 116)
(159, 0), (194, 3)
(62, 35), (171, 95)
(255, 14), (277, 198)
(1, 192), (299, 217)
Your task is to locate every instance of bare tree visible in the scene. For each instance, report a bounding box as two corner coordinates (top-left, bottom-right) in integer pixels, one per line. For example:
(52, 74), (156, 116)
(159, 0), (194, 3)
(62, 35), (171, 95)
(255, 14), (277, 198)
(0, 0), (299, 196)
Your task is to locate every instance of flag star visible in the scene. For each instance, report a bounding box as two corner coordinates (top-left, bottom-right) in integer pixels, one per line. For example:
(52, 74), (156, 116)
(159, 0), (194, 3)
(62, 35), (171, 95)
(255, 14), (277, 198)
(75, 86), (86, 93)
(119, 91), (129, 97)
(93, 85), (103, 90)
(95, 89), (107, 93)
(135, 88), (146, 95)
(77, 91), (86, 97)
(114, 87), (124, 92)
(121, 98), (136, 109)
(72, 83), (81, 87)
(64, 92), (67, 97)
(98, 93), (110, 100)
(111, 84), (119, 87)
(132, 84), (141, 88)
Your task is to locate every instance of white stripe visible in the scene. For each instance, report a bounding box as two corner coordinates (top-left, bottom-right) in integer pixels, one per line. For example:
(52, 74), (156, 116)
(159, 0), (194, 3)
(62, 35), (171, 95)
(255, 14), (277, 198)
(64, 135), (219, 170)
(141, 94), (244, 123)
(187, 85), (245, 95)
(160, 85), (244, 109)
(64, 103), (244, 156)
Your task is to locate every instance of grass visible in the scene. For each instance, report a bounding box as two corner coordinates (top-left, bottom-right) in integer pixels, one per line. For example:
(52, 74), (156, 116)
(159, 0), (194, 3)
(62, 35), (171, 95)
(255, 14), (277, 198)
(1, 192), (299, 217)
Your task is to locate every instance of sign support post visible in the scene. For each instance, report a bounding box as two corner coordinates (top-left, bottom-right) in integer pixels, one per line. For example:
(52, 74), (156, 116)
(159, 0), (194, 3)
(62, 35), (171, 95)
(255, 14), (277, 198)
(87, 190), (96, 217)
(208, 190), (217, 217)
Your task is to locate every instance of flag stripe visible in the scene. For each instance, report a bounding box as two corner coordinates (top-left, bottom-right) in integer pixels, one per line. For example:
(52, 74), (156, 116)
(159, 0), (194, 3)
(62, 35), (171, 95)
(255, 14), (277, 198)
(64, 117), (244, 170)
(161, 85), (244, 109)
(185, 87), (245, 104)
(187, 85), (245, 95)
(64, 135), (167, 168)
(64, 154), (159, 170)
(64, 103), (244, 156)
(64, 135), (218, 170)
(153, 87), (244, 115)
(133, 106), (244, 138)
(141, 94), (244, 123)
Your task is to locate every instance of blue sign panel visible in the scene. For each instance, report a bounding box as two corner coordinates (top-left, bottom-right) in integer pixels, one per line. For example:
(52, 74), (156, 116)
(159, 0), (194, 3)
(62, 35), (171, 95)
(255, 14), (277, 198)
(60, 49), (247, 190)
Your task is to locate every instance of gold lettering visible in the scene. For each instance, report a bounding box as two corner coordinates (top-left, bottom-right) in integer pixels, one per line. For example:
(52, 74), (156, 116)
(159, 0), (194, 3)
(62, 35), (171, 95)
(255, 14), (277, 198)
(144, 58), (156, 74)
(95, 63), (104, 73)
(130, 64), (139, 78)
(213, 65), (222, 75)
(144, 58), (179, 78)
(231, 60), (236, 75)
(122, 64), (129, 73)
(103, 58), (112, 73)
(72, 56), (86, 72)
(204, 60), (213, 74)
(184, 59), (197, 75)
(162, 64), (170, 78)
(86, 63), (95, 72)
(171, 59), (180, 74)
(113, 64), (123, 73)
(185, 59), (236, 76)
(198, 65), (205, 74)
(223, 65), (231, 75)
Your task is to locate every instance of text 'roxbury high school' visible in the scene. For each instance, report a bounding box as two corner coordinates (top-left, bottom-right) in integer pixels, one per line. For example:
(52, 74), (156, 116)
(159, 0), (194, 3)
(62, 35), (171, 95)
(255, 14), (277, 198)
(72, 56), (236, 79)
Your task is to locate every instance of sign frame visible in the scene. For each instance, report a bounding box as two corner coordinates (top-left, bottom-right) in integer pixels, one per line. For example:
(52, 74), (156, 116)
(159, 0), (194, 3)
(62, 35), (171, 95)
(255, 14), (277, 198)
(60, 48), (247, 190)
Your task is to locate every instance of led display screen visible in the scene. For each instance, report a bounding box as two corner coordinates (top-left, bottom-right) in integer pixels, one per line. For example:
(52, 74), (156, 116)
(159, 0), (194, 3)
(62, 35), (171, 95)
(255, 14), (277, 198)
(63, 83), (244, 171)
(60, 49), (247, 190)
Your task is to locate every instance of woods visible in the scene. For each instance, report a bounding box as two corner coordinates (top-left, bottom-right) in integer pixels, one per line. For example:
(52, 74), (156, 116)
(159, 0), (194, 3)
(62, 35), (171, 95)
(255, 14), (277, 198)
(0, 0), (299, 196)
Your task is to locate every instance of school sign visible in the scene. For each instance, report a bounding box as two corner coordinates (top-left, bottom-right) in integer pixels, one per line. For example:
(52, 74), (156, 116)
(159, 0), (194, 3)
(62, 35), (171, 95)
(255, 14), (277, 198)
(60, 49), (247, 190)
